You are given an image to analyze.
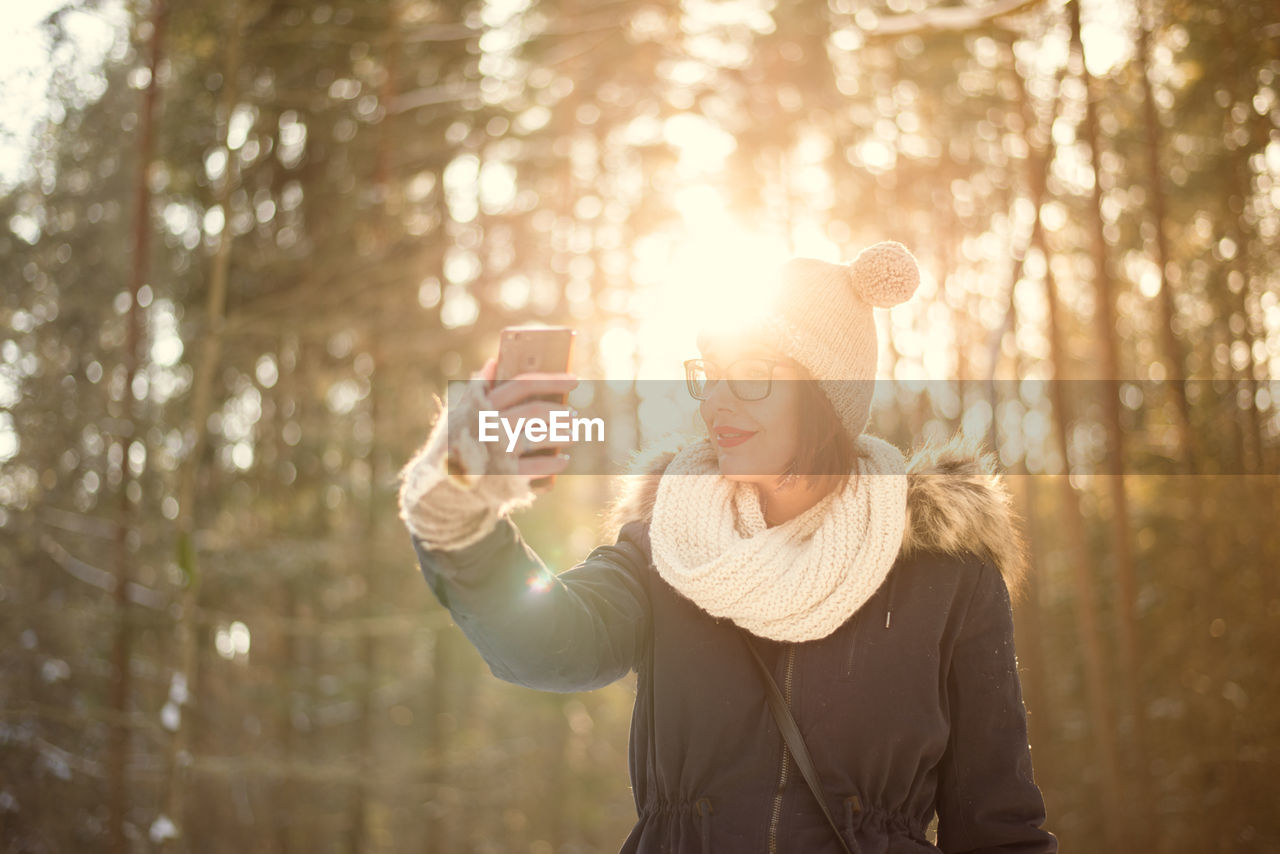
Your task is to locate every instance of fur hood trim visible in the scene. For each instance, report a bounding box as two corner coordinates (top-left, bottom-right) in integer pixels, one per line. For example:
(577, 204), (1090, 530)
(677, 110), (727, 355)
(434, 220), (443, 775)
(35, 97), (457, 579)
(600, 431), (1029, 602)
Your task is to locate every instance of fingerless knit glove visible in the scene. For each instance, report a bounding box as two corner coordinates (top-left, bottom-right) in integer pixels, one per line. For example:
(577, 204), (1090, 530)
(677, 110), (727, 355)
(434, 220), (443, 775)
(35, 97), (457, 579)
(396, 379), (538, 551)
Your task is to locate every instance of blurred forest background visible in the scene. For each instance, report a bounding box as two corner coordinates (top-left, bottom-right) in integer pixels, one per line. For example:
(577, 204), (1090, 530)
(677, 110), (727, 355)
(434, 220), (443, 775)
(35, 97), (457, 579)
(2, 0), (1279, 850)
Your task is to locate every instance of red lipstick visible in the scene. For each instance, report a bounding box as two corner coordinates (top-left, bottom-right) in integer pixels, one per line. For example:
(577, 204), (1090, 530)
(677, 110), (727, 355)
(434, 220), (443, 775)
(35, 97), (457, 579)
(715, 427), (757, 448)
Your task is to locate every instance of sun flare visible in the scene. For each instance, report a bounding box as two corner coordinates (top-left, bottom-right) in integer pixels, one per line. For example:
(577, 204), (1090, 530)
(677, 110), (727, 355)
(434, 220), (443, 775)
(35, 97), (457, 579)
(631, 184), (798, 380)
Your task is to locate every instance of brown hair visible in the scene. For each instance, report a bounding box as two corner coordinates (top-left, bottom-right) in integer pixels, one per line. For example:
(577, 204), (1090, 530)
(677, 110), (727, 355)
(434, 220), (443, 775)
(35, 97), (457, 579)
(779, 371), (860, 495)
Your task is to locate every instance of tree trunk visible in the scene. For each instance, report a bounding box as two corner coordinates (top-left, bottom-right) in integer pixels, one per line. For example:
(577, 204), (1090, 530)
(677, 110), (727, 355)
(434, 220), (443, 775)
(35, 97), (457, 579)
(162, 0), (245, 847)
(1220, 10), (1265, 474)
(261, 582), (291, 852)
(1000, 38), (1058, 753)
(425, 626), (455, 851)
(345, 6), (402, 849)
(109, 1), (168, 850)
(1021, 17), (1128, 845)
(1066, 2), (1151, 846)
(1135, 0), (1198, 475)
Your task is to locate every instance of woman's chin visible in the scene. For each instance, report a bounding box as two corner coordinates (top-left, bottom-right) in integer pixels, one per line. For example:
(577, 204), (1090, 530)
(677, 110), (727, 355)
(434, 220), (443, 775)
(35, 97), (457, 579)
(715, 459), (776, 484)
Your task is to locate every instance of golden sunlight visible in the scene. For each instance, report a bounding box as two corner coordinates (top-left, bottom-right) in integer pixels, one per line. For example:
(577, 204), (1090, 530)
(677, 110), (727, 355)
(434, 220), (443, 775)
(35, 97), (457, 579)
(631, 184), (793, 380)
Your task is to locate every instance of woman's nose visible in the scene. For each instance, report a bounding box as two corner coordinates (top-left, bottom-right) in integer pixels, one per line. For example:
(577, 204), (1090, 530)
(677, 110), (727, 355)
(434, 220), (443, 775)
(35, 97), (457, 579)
(702, 380), (744, 420)
(706, 376), (738, 407)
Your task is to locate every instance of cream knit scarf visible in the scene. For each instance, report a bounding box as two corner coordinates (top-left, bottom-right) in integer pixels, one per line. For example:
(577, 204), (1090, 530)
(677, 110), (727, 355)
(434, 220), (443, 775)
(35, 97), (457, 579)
(649, 433), (908, 643)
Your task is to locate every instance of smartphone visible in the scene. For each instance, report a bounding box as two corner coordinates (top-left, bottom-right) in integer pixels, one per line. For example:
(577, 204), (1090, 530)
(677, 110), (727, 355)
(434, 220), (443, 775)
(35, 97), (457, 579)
(495, 326), (576, 490)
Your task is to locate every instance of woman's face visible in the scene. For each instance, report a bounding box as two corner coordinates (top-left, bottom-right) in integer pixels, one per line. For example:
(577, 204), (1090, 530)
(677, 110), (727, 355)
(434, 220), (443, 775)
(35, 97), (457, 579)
(697, 343), (805, 486)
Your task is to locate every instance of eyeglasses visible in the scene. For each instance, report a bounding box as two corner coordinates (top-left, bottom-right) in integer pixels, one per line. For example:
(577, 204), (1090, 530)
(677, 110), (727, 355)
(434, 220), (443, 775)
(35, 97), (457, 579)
(684, 358), (781, 402)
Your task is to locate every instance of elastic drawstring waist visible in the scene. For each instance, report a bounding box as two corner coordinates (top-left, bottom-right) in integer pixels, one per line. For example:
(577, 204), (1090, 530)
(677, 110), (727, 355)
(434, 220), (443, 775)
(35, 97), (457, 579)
(845, 792), (928, 848)
(639, 796), (715, 852)
(696, 796), (713, 854)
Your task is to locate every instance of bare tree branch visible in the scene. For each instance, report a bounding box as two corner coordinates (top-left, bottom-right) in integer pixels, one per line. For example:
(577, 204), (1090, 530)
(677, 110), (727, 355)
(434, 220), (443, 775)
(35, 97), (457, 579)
(860, 0), (1046, 39)
(39, 532), (169, 611)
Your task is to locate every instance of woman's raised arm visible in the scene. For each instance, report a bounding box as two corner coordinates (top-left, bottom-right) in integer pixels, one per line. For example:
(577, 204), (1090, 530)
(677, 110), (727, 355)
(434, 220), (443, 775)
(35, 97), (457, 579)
(396, 360), (650, 693)
(407, 517), (651, 692)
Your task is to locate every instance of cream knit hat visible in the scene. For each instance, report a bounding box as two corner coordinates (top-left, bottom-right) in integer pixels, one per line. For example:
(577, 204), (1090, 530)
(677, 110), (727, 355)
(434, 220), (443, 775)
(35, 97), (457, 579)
(696, 241), (921, 442)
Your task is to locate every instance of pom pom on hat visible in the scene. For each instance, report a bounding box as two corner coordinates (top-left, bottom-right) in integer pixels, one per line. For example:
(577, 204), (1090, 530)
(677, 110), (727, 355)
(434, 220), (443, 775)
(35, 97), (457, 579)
(848, 241), (920, 309)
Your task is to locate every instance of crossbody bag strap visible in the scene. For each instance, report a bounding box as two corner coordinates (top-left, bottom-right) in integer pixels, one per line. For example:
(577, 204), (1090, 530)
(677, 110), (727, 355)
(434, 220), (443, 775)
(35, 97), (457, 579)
(742, 634), (856, 854)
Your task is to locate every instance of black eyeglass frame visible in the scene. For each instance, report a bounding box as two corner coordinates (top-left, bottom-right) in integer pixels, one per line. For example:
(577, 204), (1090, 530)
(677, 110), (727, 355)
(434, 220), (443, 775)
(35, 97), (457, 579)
(683, 357), (784, 402)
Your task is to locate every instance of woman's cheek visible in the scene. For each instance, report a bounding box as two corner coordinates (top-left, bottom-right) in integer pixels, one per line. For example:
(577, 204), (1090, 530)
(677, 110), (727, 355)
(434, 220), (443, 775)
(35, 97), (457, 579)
(740, 404), (778, 467)
(698, 400), (715, 433)
(758, 399), (800, 465)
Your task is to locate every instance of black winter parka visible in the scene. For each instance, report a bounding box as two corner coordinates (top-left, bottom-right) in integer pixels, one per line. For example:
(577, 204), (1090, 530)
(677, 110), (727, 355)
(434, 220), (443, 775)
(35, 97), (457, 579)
(408, 437), (1058, 854)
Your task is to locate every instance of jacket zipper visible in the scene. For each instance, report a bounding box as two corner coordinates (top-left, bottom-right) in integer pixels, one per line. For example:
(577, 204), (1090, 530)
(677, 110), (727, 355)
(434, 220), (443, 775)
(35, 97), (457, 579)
(767, 644), (797, 854)
(844, 613), (860, 678)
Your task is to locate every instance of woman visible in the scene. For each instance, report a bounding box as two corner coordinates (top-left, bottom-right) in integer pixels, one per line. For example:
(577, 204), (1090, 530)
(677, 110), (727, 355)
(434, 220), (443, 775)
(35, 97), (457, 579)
(397, 242), (1058, 853)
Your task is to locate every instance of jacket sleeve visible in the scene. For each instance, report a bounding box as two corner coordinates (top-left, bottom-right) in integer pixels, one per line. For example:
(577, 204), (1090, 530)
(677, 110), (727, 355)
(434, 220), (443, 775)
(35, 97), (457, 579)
(409, 515), (652, 694)
(936, 561), (1058, 854)
(396, 377), (541, 553)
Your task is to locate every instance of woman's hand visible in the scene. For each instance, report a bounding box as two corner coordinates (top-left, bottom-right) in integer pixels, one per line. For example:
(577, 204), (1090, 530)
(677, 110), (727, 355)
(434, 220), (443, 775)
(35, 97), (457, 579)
(466, 355), (579, 488)
(399, 354), (580, 550)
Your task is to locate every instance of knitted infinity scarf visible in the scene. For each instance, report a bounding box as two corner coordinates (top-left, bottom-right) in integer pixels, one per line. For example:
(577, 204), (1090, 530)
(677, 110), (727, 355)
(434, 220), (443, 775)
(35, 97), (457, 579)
(649, 433), (908, 643)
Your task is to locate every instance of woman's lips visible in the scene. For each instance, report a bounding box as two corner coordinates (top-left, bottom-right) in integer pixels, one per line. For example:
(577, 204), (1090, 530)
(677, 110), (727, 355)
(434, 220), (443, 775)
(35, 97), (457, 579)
(715, 428), (757, 448)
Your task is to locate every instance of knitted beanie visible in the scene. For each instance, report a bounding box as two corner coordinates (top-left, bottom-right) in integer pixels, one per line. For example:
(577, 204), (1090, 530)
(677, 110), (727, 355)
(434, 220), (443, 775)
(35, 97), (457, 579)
(696, 241), (921, 443)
